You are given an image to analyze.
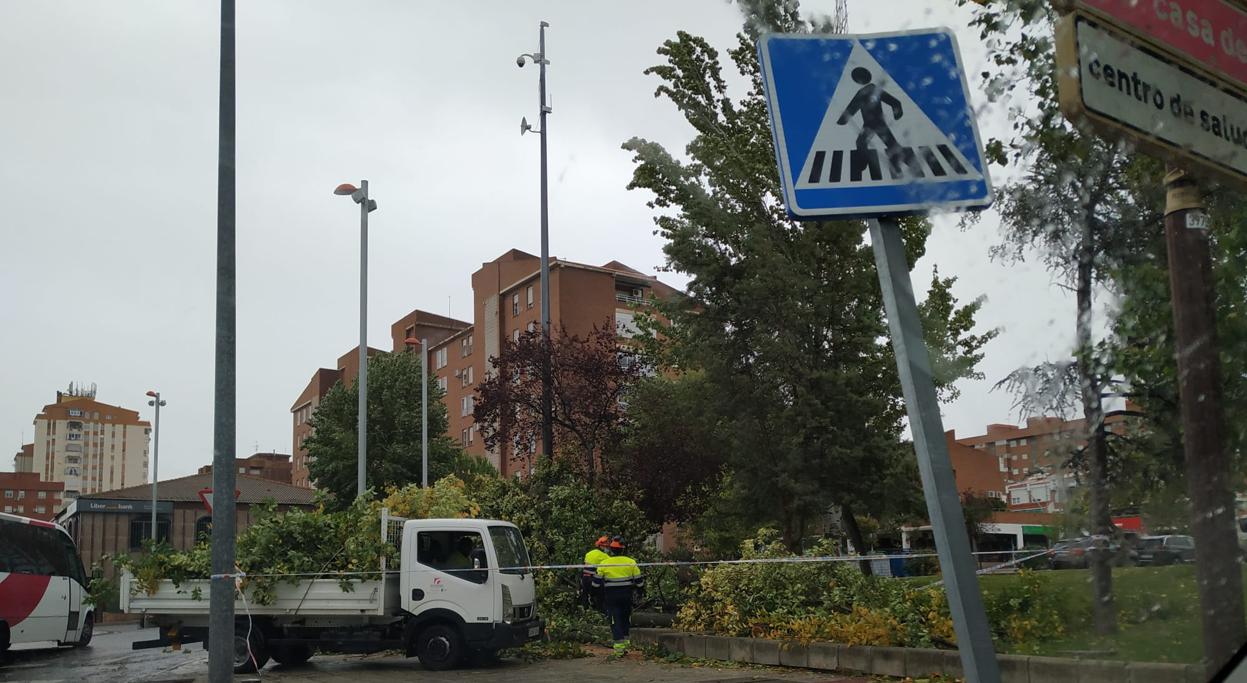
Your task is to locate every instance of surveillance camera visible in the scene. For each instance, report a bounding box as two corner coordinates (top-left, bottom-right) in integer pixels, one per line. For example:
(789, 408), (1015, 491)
(516, 55), (526, 68)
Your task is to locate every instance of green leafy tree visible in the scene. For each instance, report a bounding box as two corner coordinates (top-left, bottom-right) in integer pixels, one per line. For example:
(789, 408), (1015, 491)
(305, 349), (480, 507)
(623, 0), (996, 556)
(959, 0), (1164, 634)
(605, 372), (728, 526)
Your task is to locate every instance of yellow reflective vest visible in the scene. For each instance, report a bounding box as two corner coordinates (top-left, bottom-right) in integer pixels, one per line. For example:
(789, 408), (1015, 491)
(584, 548), (610, 567)
(595, 555), (643, 587)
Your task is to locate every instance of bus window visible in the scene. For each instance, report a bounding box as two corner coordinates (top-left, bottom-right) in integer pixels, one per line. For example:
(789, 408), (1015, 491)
(0, 521), (58, 576)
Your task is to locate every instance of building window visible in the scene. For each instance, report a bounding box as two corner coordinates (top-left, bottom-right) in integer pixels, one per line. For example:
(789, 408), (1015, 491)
(129, 515), (171, 549)
(468, 426), (475, 444)
(68, 409), (82, 417)
(2, 506), (10, 513)
(526, 286), (534, 309)
(527, 321), (536, 333)
(436, 348), (448, 369)
(512, 329), (520, 343)
(512, 293), (520, 316)
(461, 429), (469, 446)
(37, 491), (46, 500)
(34, 505), (46, 514)
(16, 491), (24, 500)
(4, 490), (13, 499)
(466, 366), (474, 385)
(405, 325), (415, 340)
(461, 396), (474, 417)
(437, 376), (448, 392)
(67, 433), (82, 441)
(1011, 468), (1019, 475)
(195, 516), (213, 542)
(1019, 438), (1028, 446)
(68, 421), (82, 430)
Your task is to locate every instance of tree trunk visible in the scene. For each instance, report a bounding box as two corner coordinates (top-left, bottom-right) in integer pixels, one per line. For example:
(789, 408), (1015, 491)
(1076, 220), (1117, 636)
(840, 503), (873, 576)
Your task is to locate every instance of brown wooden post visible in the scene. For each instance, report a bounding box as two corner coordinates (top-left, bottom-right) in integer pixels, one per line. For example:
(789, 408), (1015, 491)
(1163, 167), (1246, 675)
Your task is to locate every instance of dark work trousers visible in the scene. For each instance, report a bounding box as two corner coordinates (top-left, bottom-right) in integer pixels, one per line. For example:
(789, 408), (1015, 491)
(603, 586), (633, 641)
(580, 572), (604, 612)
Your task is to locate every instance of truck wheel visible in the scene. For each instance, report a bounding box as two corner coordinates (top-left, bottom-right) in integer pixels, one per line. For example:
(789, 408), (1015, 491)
(416, 624), (464, 671)
(271, 643), (314, 666)
(233, 627), (269, 674)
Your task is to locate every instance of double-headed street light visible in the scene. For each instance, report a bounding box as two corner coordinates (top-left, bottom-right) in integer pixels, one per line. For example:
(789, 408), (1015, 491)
(517, 22), (554, 459)
(145, 390), (166, 541)
(403, 337), (430, 488)
(335, 181), (378, 499)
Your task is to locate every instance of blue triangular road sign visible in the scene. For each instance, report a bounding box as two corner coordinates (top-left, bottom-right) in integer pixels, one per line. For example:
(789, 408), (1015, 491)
(759, 29), (993, 219)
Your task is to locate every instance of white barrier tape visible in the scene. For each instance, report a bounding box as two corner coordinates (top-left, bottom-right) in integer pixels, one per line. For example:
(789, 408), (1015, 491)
(200, 548), (1055, 580)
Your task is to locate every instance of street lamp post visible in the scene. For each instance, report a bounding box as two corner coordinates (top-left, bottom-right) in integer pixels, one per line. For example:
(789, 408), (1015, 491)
(403, 337), (430, 487)
(517, 21), (554, 460)
(145, 390), (166, 541)
(335, 181), (378, 498)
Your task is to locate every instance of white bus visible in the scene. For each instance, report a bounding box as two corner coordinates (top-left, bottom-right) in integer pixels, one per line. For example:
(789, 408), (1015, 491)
(0, 511), (94, 652)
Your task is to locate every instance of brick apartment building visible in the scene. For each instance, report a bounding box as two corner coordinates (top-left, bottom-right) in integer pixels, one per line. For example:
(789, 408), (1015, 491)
(945, 432), (1007, 501)
(198, 452), (293, 485)
(0, 472), (65, 521)
(291, 249), (678, 484)
(954, 406), (1137, 512)
(24, 387), (151, 500)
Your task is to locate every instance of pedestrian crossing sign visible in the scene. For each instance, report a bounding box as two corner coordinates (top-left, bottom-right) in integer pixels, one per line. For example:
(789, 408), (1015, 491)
(758, 28), (993, 219)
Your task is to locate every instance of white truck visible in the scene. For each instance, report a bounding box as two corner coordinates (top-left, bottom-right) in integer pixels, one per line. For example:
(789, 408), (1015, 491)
(121, 514), (544, 673)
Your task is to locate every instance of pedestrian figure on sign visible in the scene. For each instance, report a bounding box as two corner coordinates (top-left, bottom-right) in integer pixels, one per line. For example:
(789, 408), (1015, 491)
(836, 67), (906, 172)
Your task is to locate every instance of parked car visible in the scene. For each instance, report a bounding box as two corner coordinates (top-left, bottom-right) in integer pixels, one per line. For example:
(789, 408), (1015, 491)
(1048, 537), (1135, 569)
(1136, 535), (1196, 566)
(1049, 538), (1092, 569)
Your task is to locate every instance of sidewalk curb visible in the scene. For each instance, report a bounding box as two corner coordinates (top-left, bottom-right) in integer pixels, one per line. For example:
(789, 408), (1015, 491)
(631, 628), (1205, 682)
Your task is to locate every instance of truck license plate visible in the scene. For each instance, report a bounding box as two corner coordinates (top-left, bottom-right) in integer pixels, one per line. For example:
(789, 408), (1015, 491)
(528, 626), (540, 638)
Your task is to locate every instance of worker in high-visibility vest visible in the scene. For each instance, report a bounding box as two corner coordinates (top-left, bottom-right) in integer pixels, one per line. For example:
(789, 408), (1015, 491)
(580, 536), (611, 612)
(593, 537), (644, 656)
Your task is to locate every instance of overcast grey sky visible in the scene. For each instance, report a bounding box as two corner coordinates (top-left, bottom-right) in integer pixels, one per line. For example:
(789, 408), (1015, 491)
(0, 1), (1075, 480)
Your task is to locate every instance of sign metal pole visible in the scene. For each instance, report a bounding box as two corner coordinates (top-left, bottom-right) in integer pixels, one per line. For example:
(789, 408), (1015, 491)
(870, 217), (1001, 683)
(208, 0), (237, 678)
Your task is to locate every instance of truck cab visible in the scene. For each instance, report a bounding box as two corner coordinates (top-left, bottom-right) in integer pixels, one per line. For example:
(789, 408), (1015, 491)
(399, 519), (542, 667)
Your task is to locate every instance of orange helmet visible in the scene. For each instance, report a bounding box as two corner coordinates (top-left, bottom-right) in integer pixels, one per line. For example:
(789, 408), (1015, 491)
(609, 538), (625, 551)
(595, 536), (610, 549)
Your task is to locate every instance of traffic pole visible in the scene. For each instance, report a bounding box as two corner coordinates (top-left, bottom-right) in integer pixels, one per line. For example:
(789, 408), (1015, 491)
(208, 0), (237, 679)
(870, 218), (1001, 683)
(537, 21), (553, 460)
(1162, 168), (1245, 676)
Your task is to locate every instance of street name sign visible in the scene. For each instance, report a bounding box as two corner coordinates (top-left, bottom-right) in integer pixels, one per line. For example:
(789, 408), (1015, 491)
(1071, 0), (1247, 90)
(1057, 14), (1247, 184)
(757, 29), (992, 218)
(1072, 0), (1247, 90)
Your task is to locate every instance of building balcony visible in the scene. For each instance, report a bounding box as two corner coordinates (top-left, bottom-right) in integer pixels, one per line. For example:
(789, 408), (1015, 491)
(615, 292), (646, 306)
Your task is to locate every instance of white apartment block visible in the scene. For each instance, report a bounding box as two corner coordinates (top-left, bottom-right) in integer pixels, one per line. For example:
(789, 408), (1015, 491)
(32, 389), (150, 500)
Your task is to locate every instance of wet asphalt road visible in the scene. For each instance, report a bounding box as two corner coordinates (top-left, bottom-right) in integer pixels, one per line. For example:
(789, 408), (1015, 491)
(0, 623), (869, 683)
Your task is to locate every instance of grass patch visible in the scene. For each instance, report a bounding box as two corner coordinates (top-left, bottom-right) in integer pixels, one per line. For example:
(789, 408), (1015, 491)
(903, 564), (1228, 663)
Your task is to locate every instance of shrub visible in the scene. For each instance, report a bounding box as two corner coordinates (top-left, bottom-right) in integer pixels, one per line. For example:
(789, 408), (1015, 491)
(675, 529), (1067, 650)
